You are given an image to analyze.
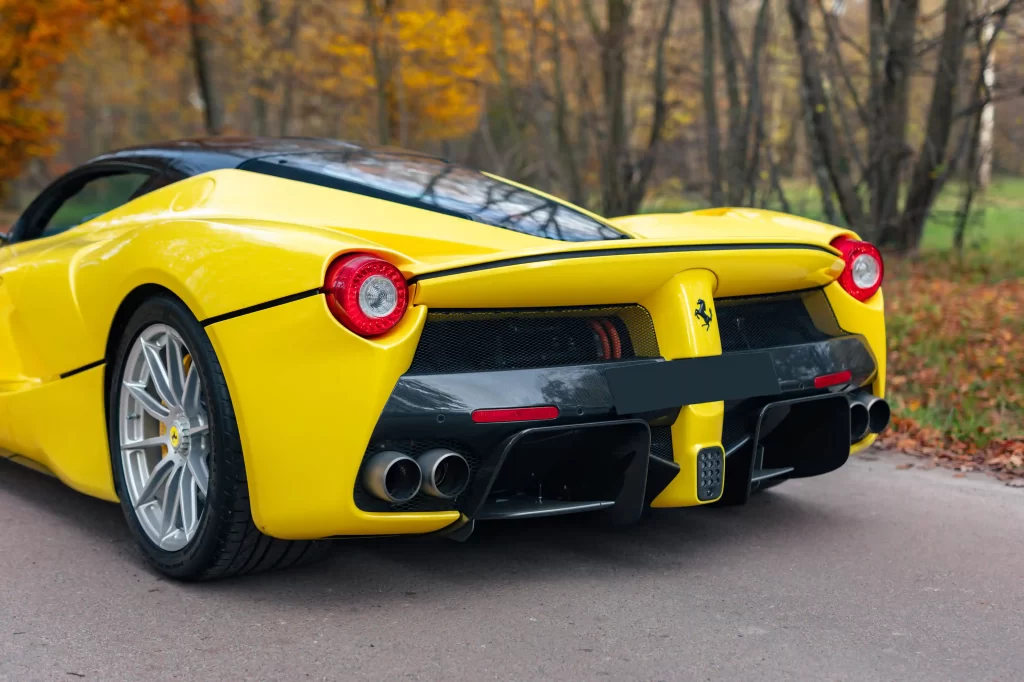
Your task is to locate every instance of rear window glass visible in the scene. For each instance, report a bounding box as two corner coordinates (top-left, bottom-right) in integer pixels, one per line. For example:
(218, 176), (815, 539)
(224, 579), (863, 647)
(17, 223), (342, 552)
(239, 151), (627, 242)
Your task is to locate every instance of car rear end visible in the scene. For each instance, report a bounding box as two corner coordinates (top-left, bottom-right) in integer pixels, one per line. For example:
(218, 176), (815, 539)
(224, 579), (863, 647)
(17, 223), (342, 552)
(239, 221), (886, 538)
(198, 164), (887, 540)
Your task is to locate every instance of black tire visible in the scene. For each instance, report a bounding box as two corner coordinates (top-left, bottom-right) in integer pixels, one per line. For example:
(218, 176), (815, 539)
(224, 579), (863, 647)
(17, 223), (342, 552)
(108, 295), (329, 580)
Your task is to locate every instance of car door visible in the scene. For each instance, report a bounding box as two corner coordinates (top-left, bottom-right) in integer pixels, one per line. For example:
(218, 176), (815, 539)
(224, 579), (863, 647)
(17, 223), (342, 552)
(0, 165), (172, 452)
(0, 166), (169, 381)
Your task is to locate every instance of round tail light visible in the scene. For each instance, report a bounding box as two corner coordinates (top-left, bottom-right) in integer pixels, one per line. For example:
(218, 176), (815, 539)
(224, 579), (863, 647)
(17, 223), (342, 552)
(830, 236), (884, 302)
(323, 253), (408, 336)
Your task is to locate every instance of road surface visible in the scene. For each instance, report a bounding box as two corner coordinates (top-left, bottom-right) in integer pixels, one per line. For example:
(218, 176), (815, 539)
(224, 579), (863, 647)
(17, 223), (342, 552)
(2, 451), (1022, 681)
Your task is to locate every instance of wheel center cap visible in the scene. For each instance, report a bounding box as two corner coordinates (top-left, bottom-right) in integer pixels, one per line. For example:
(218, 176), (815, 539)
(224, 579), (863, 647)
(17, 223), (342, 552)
(169, 422), (190, 456)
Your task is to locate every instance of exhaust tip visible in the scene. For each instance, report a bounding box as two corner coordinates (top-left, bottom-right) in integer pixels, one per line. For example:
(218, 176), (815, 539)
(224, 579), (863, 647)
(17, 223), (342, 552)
(362, 451), (421, 503)
(418, 449), (471, 499)
(850, 403), (870, 442)
(868, 399), (891, 434)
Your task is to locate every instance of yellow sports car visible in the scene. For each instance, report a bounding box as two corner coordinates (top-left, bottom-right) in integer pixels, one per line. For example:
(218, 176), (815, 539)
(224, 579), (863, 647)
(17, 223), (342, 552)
(0, 138), (888, 580)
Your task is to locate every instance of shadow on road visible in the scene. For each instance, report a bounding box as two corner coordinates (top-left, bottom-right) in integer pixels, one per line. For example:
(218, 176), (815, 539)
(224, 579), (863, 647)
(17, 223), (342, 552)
(1, 457), (854, 602)
(0, 457), (129, 542)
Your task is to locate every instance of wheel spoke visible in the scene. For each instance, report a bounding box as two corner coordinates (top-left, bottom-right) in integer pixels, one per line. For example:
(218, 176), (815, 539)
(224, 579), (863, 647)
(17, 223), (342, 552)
(179, 465), (199, 539)
(186, 446), (209, 496)
(166, 335), (187, 407)
(141, 339), (180, 409)
(181, 363), (201, 417)
(121, 435), (168, 451)
(160, 464), (183, 538)
(135, 455), (176, 509)
(123, 381), (171, 421)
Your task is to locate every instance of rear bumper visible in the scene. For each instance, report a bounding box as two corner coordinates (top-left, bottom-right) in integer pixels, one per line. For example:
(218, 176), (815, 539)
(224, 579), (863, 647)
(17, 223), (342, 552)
(376, 334), (875, 433)
(359, 334), (877, 526)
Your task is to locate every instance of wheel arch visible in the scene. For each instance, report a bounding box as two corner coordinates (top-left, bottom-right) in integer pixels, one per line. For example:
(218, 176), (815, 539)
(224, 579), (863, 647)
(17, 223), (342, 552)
(103, 284), (192, 410)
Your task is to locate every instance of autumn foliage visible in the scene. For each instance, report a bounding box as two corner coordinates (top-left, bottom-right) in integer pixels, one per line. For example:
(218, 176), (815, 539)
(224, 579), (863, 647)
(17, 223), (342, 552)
(878, 256), (1024, 478)
(0, 0), (182, 202)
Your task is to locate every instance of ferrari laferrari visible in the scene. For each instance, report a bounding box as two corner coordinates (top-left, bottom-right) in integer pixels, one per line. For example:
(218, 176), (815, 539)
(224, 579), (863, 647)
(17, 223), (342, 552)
(0, 138), (889, 580)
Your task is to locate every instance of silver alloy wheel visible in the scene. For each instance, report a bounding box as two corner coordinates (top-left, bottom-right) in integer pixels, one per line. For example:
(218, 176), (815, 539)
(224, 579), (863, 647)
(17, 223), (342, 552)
(119, 324), (210, 551)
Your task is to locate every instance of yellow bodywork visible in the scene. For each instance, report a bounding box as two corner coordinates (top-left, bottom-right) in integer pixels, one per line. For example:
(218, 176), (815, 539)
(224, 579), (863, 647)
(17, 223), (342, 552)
(0, 170), (885, 538)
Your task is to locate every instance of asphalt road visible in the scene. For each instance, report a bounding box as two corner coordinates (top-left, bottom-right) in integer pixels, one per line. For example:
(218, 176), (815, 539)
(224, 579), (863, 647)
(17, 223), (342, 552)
(2, 451), (1022, 682)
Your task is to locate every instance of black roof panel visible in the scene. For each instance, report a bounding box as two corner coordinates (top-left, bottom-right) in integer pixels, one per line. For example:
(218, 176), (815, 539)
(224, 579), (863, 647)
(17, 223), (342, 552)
(87, 137), (420, 176)
(85, 137), (628, 242)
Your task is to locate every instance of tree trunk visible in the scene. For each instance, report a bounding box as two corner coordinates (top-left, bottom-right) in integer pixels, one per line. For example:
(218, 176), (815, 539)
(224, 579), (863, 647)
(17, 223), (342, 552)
(872, 0), (920, 242)
(740, 0), (772, 205)
(596, 0), (631, 217)
(700, 0), (724, 206)
(277, 2), (303, 137)
(896, 0), (968, 252)
(485, 0), (525, 174)
(365, 0), (392, 145)
(252, 0), (274, 136)
(186, 0), (224, 135)
(718, 0), (745, 204)
(954, 104), (983, 254)
(977, 2), (996, 189)
(550, 0), (584, 205)
(626, 0), (678, 213)
(787, 0), (864, 228)
(801, 84), (840, 225)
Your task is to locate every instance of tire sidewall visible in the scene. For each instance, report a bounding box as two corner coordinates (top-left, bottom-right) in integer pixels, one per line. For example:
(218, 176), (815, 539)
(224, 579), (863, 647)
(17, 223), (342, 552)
(107, 296), (233, 578)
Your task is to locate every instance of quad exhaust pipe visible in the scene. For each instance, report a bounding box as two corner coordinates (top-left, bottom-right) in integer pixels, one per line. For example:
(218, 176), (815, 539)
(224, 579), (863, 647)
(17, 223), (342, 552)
(362, 448), (471, 503)
(362, 451), (422, 504)
(418, 449), (471, 500)
(848, 390), (891, 442)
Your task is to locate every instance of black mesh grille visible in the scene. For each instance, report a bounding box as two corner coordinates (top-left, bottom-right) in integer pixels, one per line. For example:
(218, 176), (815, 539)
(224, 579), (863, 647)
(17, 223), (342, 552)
(721, 412), (751, 455)
(408, 306), (659, 374)
(716, 291), (836, 353)
(354, 440), (478, 513)
(650, 426), (674, 462)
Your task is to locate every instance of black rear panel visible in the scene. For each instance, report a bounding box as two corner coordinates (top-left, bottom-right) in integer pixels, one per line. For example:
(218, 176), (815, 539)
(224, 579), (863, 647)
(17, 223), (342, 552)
(407, 306), (660, 374)
(715, 290), (840, 352)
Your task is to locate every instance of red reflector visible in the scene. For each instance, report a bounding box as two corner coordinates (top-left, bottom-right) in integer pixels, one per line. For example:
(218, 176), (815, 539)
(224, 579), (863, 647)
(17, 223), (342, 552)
(814, 370), (852, 388)
(471, 406), (560, 423)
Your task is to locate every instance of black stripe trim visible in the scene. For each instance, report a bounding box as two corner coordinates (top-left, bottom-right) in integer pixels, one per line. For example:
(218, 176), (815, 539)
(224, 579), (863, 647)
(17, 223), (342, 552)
(200, 289), (321, 327)
(406, 242), (836, 284)
(60, 359), (104, 380)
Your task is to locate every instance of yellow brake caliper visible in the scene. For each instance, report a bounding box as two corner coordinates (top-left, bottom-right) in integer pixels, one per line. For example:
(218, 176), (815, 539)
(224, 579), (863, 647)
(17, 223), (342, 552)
(160, 354), (193, 459)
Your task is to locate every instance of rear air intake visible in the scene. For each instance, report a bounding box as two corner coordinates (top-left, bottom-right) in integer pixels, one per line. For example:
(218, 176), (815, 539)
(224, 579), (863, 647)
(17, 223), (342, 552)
(407, 305), (659, 374)
(715, 290), (840, 353)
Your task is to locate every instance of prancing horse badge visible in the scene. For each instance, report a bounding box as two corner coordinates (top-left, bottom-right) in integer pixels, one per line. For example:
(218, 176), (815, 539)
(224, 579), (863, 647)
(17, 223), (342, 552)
(694, 299), (713, 331)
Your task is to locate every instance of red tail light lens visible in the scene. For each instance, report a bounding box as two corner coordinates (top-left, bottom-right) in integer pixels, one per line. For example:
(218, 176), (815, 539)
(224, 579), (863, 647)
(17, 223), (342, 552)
(471, 406), (560, 423)
(323, 253), (408, 337)
(831, 236), (884, 302)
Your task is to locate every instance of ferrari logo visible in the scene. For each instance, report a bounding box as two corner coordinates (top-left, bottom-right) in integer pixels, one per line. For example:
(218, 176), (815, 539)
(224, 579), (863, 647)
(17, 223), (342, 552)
(694, 299), (713, 331)
(169, 426), (180, 448)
